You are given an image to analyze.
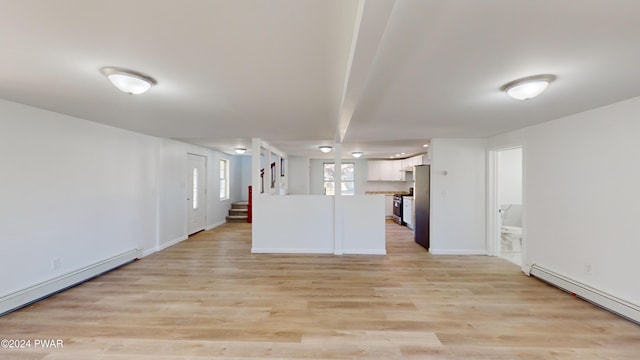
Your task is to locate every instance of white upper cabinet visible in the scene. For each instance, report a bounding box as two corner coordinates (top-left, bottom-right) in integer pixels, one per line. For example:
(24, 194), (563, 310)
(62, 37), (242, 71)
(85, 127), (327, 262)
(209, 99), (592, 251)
(401, 158), (412, 171)
(367, 160), (405, 181)
(401, 155), (424, 171)
(367, 160), (384, 181)
(367, 155), (425, 181)
(388, 159), (404, 181)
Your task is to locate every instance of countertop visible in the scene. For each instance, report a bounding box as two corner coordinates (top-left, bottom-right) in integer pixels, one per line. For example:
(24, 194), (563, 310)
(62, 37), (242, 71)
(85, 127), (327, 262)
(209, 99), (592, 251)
(365, 191), (411, 195)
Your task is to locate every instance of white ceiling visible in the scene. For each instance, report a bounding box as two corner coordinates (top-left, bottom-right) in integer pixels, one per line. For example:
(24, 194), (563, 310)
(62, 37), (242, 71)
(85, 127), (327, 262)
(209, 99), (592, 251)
(2, 0), (640, 159)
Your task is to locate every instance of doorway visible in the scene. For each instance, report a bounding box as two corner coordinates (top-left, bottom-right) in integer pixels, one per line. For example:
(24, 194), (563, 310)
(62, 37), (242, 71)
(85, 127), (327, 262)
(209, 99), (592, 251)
(488, 147), (523, 267)
(187, 154), (207, 235)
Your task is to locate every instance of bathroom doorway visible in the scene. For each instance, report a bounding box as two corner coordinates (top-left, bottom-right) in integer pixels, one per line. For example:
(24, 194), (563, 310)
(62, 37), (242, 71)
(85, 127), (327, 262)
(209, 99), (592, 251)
(488, 146), (523, 267)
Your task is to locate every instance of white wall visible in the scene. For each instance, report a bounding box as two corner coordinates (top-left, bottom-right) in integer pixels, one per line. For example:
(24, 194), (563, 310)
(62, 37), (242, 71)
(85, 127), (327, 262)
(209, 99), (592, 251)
(254, 142), (287, 196)
(252, 195), (334, 253)
(0, 100), (159, 296)
(309, 158), (326, 195)
(287, 156), (310, 195)
(0, 99), (242, 302)
(342, 195), (386, 254)
(158, 139), (240, 249)
(252, 194), (386, 255)
(238, 155), (252, 200)
(498, 147), (522, 205)
(158, 139), (188, 247)
(430, 139), (487, 254)
(490, 96), (640, 305)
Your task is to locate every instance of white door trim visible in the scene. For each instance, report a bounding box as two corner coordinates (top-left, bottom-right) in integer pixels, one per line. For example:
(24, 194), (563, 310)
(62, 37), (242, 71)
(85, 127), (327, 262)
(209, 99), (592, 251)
(487, 145), (526, 272)
(187, 153), (207, 235)
(487, 150), (499, 257)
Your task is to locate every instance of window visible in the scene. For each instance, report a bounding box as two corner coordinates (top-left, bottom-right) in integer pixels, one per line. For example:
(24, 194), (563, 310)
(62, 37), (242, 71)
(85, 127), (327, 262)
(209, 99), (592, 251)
(323, 162), (355, 195)
(219, 159), (228, 199)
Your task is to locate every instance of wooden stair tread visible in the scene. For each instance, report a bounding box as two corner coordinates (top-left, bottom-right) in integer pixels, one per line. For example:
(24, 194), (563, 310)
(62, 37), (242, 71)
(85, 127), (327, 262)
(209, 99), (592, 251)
(227, 201), (249, 223)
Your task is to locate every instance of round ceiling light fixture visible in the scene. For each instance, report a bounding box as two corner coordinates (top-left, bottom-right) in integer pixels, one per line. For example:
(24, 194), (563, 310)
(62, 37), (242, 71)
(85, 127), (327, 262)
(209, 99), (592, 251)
(101, 67), (156, 95)
(234, 148), (247, 154)
(351, 151), (363, 158)
(319, 145), (333, 153)
(502, 74), (556, 100)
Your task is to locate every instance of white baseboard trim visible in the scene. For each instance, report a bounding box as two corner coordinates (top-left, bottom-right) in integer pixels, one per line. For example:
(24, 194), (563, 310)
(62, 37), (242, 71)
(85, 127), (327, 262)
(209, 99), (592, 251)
(530, 264), (640, 324)
(140, 247), (158, 258)
(429, 249), (488, 255)
(0, 249), (140, 316)
(158, 235), (188, 252)
(251, 248), (333, 254)
(141, 222), (224, 259)
(206, 220), (226, 230)
(343, 249), (387, 255)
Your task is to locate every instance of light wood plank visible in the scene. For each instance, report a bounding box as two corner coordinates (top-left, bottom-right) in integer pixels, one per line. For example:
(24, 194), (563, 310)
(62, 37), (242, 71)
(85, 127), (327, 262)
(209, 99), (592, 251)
(0, 221), (638, 359)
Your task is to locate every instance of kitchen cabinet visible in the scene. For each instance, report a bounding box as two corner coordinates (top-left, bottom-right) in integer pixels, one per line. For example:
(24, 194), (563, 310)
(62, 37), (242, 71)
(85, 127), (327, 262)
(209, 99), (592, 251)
(403, 197), (413, 229)
(401, 155), (424, 171)
(384, 195), (394, 218)
(388, 160), (404, 181)
(367, 160), (383, 180)
(367, 156), (426, 181)
(367, 160), (405, 181)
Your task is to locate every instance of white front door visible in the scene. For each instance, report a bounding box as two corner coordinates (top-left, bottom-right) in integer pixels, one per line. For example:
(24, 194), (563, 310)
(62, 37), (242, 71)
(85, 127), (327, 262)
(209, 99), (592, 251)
(187, 154), (207, 235)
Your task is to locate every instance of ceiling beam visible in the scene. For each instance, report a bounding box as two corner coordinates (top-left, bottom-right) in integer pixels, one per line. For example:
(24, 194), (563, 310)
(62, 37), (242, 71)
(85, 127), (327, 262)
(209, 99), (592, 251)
(335, 0), (396, 144)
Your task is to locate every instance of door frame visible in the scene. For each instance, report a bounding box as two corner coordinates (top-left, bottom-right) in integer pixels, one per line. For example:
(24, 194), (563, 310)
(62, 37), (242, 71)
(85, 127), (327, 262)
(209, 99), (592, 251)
(187, 153), (207, 235)
(487, 145), (526, 272)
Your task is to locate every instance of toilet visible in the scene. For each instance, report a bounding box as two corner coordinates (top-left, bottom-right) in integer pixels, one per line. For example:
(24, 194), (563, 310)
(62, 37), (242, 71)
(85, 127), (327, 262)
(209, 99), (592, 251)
(501, 225), (522, 252)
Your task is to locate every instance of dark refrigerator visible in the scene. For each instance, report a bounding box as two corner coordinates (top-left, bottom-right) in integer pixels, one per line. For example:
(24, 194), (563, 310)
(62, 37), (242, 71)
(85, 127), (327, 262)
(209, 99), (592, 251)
(414, 165), (430, 250)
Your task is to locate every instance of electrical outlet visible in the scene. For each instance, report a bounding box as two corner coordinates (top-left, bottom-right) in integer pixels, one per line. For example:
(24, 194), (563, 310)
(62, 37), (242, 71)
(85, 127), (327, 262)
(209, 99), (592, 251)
(51, 258), (61, 270)
(585, 264), (592, 275)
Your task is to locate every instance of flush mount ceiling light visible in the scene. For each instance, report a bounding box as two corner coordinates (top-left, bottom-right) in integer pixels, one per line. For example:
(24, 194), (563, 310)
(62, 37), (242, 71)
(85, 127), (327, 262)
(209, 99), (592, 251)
(319, 145), (333, 153)
(234, 148), (247, 154)
(352, 152), (363, 158)
(101, 67), (156, 95)
(502, 74), (556, 100)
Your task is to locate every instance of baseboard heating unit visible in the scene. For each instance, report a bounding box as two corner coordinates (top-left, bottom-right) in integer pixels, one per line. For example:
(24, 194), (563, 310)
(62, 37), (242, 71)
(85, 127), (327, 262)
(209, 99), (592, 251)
(530, 264), (640, 324)
(0, 248), (141, 316)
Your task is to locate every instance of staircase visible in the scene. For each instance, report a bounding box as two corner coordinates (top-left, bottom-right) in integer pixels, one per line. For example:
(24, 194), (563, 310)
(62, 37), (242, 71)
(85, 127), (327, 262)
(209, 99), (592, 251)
(226, 201), (248, 223)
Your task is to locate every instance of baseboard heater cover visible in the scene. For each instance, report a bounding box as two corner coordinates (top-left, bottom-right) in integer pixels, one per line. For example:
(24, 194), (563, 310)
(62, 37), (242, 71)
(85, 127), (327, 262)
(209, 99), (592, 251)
(530, 264), (640, 324)
(0, 248), (141, 316)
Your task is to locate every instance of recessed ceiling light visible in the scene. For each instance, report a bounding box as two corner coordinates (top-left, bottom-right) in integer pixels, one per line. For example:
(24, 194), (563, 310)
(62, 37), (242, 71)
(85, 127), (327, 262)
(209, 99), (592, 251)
(423, 144), (429, 147)
(101, 67), (156, 95)
(352, 152), (363, 158)
(502, 74), (556, 100)
(319, 145), (333, 153)
(234, 148), (247, 154)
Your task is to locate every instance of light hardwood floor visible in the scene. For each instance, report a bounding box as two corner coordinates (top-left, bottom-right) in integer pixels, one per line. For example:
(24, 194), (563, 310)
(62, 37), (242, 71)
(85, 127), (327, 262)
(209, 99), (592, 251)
(1, 221), (638, 359)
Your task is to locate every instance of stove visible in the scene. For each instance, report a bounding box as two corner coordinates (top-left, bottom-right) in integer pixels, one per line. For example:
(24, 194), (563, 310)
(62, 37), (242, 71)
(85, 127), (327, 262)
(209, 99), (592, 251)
(392, 193), (404, 225)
